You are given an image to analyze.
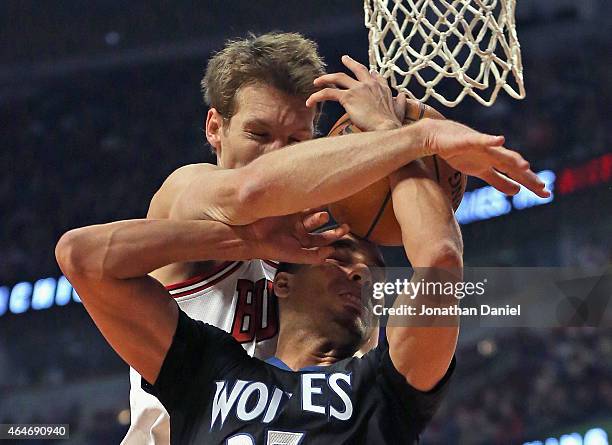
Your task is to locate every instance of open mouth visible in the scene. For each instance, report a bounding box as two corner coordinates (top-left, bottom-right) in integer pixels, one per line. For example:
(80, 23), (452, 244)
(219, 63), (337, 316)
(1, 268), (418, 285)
(339, 292), (364, 315)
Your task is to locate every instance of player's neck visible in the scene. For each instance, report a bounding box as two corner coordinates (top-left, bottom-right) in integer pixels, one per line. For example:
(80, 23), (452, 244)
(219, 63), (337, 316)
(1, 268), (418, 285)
(274, 324), (356, 371)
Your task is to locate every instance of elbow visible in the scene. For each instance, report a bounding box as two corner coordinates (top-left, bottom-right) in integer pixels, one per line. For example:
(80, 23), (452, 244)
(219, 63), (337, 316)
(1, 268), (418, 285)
(406, 355), (455, 392)
(55, 228), (104, 281)
(413, 239), (463, 271)
(233, 165), (269, 223)
(388, 329), (457, 392)
(412, 239), (464, 283)
(169, 166), (264, 225)
(429, 241), (463, 270)
(55, 230), (82, 277)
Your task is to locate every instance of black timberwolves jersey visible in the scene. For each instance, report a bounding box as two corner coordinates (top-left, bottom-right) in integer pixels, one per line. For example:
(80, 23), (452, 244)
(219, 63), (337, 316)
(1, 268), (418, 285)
(144, 310), (454, 444)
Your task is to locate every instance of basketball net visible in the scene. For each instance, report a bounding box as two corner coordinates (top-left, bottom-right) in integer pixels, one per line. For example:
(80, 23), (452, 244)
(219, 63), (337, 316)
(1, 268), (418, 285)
(364, 0), (525, 107)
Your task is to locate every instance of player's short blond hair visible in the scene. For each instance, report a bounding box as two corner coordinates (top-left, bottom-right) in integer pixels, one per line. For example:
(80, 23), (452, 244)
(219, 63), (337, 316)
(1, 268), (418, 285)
(201, 32), (326, 121)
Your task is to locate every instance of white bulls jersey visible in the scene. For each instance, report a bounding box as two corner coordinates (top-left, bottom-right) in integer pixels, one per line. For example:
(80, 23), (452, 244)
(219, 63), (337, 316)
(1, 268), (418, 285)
(121, 259), (279, 445)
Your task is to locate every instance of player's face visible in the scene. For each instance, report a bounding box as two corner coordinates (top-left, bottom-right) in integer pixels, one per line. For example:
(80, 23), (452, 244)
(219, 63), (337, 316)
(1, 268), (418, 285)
(208, 83), (317, 168)
(287, 239), (382, 348)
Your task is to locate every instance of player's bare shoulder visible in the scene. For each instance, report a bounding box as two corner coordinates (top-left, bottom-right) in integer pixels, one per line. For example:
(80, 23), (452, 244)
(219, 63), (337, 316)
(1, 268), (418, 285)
(148, 163), (220, 219)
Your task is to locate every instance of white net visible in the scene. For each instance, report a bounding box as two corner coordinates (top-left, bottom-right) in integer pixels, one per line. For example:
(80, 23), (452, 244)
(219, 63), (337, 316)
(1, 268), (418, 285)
(364, 0), (525, 107)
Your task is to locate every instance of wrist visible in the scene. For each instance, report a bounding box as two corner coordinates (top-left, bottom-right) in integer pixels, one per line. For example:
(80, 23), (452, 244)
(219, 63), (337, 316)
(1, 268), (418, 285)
(398, 119), (433, 158)
(229, 224), (259, 260)
(193, 221), (256, 261)
(373, 118), (402, 131)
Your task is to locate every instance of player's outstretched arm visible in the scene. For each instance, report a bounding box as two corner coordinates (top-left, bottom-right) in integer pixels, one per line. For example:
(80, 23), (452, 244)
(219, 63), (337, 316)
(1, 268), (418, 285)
(385, 162), (461, 391)
(161, 118), (518, 227)
(154, 57), (543, 226)
(55, 212), (347, 383)
(151, 127), (434, 225)
(157, 56), (546, 227)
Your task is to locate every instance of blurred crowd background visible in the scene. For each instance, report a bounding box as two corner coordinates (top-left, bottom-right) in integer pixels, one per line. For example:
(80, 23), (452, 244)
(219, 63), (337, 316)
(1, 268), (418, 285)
(1, 1), (611, 443)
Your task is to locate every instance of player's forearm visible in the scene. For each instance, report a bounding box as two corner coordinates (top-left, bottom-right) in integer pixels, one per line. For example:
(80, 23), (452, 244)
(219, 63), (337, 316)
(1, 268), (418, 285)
(385, 164), (461, 390)
(387, 230), (461, 391)
(386, 267), (460, 391)
(56, 219), (250, 280)
(238, 122), (428, 221)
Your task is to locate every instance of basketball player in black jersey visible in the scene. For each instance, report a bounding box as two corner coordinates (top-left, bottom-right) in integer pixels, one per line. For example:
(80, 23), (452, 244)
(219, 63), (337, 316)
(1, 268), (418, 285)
(143, 234), (457, 444)
(57, 183), (462, 444)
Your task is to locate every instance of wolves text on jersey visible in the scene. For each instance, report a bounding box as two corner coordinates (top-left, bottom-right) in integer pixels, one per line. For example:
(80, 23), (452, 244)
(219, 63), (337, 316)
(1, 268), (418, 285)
(211, 373), (353, 429)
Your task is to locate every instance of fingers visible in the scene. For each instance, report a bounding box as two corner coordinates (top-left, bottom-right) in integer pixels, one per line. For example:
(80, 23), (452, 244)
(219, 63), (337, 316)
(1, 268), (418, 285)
(306, 246), (338, 264)
(370, 70), (388, 89)
(285, 246), (335, 265)
(301, 211), (330, 232)
(370, 70), (394, 102)
(393, 92), (407, 124)
(299, 209), (350, 249)
(480, 134), (505, 147)
(303, 224), (350, 248)
(480, 169), (521, 195)
(341, 55), (370, 81)
(312, 246), (336, 263)
(314, 72), (359, 89)
(484, 166), (550, 198)
(287, 223), (350, 265)
(504, 168), (550, 198)
(301, 210), (351, 245)
(301, 205), (329, 214)
(485, 147), (550, 198)
(460, 121), (505, 148)
(484, 146), (527, 171)
(306, 88), (343, 107)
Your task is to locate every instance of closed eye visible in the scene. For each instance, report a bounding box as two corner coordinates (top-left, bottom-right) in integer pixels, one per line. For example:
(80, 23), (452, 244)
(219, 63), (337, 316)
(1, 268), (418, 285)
(247, 131), (269, 139)
(326, 257), (351, 267)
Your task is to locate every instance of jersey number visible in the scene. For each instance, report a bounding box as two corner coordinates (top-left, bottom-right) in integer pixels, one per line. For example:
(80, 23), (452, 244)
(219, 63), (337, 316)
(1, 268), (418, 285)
(231, 279), (278, 343)
(227, 431), (305, 445)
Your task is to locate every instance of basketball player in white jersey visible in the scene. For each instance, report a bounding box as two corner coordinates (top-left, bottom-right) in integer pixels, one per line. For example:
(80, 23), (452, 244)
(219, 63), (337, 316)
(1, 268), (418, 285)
(122, 32), (549, 444)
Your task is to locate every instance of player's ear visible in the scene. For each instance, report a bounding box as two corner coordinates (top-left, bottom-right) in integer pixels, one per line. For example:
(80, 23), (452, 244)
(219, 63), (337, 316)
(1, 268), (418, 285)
(206, 108), (224, 156)
(273, 272), (292, 300)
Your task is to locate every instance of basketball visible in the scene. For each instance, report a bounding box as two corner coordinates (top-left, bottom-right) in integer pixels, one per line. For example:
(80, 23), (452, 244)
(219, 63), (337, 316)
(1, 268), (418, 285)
(327, 110), (467, 246)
